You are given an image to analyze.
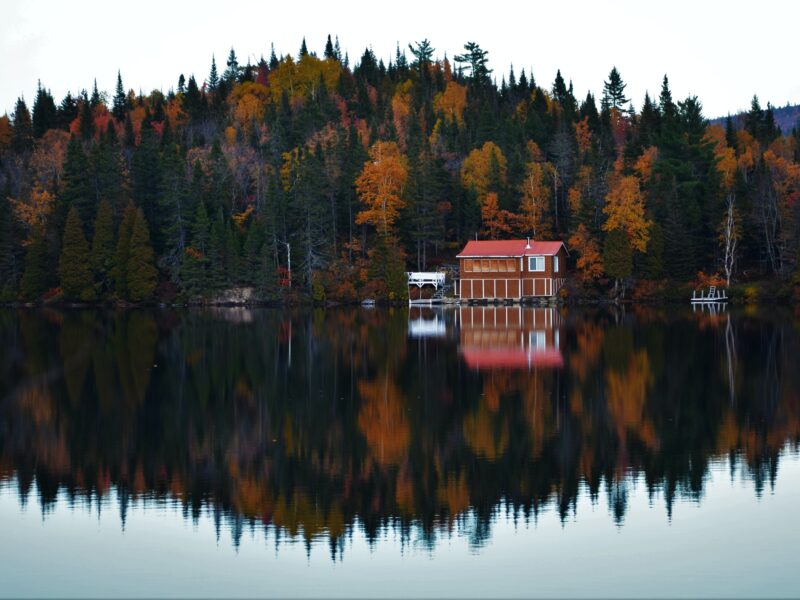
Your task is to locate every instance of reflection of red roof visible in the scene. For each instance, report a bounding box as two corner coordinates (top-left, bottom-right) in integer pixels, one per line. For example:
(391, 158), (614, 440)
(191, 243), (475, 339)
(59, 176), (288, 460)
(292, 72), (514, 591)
(457, 239), (567, 257)
(461, 348), (564, 370)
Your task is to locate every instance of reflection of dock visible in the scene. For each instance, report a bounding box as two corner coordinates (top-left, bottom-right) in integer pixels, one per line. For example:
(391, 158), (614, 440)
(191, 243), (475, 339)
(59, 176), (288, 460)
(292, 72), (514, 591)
(408, 307), (447, 338)
(458, 306), (563, 370)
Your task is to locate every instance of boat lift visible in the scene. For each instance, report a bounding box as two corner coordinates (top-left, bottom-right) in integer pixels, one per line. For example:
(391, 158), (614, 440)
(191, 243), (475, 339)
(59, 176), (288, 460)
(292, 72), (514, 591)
(406, 272), (447, 305)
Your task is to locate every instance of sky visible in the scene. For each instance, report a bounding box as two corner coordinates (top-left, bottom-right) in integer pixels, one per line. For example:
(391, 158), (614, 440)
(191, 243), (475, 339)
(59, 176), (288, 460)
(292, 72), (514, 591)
(2, 0), (799, 119)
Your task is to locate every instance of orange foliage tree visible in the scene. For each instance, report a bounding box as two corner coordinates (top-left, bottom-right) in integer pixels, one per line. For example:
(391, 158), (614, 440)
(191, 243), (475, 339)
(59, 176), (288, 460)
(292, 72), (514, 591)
(460, 141), (507, 202)
(433, 81), (467, 125)
(602, 175), (651, 252)
(568, 224), (603, 281)
(355, 141), (408, 238)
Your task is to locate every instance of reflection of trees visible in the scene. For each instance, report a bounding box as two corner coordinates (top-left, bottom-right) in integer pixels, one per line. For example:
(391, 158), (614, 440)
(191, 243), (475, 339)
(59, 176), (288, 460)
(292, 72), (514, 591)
(0, 307), (798, 554)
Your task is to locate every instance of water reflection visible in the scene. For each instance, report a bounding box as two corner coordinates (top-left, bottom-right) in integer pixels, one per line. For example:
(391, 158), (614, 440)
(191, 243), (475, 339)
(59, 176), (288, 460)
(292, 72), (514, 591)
(0, 306), (798, 557)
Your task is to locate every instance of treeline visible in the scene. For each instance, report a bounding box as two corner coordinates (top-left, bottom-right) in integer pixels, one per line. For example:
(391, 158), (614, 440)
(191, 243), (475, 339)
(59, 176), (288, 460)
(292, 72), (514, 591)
(1, 37), (799, 302)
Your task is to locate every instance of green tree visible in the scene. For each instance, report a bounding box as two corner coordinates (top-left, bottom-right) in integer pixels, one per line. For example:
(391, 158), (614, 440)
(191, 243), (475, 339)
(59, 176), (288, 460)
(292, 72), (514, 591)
(111, 203), (137, 297)
(32, 82), (57, 138)
(112, 71), (128, 121)
(59, 206), (95, 301)
(20, 233), (47, 301)
(602, 67), (628, 111)
(11, 97), (33, 153)
(126, 208), (157, 302)
(91, 200), (115, 296)
(604, 227), (632, 293)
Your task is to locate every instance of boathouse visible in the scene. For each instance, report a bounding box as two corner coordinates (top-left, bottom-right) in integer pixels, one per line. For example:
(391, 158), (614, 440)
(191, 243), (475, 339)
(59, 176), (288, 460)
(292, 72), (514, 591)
(455, 239), (568, 300)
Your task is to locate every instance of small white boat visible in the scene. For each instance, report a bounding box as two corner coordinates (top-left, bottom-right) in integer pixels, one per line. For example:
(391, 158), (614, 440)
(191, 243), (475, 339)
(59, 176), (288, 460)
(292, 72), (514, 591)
(360, 298), (376, 308)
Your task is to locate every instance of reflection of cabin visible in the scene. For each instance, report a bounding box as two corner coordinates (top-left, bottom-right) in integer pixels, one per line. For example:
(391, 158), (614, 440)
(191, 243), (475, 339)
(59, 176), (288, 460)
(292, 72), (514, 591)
(458, 306), (563, 369)
(408, 306), (447, 338)
(455, 239), (568, 301)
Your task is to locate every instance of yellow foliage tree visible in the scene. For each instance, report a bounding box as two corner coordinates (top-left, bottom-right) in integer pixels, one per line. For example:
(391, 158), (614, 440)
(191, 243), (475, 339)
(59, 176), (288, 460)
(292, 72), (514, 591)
(433, 81), (467, 125)
(355, 141), (408, 237)
(267, 54), (339, 104)
(11, 187), (55, 243)
(460, 141), (507, 202)
(517, 160), (552, 239)
(602, 175), (651, 252)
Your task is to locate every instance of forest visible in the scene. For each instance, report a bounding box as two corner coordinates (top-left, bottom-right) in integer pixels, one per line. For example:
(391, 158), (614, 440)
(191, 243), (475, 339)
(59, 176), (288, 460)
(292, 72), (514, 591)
(1, 36), (799, 303)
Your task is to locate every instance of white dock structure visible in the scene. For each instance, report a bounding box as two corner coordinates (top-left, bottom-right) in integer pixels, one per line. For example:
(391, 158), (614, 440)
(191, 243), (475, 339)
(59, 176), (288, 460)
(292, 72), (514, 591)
(691, 285), (728, 304)
(406, 272), (447, 305)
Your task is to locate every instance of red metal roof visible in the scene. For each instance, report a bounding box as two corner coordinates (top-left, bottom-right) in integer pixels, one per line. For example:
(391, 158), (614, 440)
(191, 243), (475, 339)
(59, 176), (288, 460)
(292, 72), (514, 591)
(457, 239), (566, 257)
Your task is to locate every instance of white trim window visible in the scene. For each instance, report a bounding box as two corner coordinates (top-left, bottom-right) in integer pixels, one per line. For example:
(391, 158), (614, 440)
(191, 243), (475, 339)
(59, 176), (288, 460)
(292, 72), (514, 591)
(554, 256), (559, 273)
(528, 256), (545, 272)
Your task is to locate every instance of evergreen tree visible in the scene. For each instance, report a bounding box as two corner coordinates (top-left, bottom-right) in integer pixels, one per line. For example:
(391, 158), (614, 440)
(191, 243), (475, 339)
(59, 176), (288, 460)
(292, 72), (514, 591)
(56, 92), (79, 130)
(131, 120), (162, 229)
(32, 82), (57, 138)
(59, 207), (95, 301)
(223, 48), (239, 85)
(20, 232), (47, 301)
(91, 200), (115, 296)
(208, 55), (219, 92)
(11, 97), (33, 153)
(79, 92), (94, 141)
(299, 37), (309, 59)
(60, 135), (93, 232)
(112, 71), (128, 121)
(111, 203), (136, 297)
(126, 208), (157, 301)
(602, 67), (628, 111)
(90, 79), (101, 107)
(324, 34), (335, 59)
(0, 195), (18, 300)
(208, 216), (227, 290)
(603, 228), (632, 291)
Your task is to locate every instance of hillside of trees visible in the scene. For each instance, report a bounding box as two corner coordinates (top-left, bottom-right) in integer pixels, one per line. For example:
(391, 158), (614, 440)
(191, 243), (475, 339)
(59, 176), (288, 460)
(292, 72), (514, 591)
(1, 37), (799, 303)
(712, 102), (800, 141)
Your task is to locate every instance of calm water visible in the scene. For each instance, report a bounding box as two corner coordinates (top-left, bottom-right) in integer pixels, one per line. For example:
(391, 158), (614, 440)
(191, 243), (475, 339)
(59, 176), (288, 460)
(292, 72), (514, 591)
(0, 305), (798, 598)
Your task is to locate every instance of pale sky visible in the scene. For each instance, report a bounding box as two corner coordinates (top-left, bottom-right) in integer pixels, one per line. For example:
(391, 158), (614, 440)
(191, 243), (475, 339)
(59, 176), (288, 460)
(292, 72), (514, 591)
(2, 0), (798, 119)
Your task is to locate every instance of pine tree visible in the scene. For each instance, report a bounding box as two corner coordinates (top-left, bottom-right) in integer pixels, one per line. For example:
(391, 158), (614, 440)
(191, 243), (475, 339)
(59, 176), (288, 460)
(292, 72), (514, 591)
(112, 71), (128, 121)
(79, 92), (94, 141)
(324, 34), (335, 59)
(56, 92), (79, 130)
(11, 97), (33, 153)
(126, 208), (157, 302)
(32, 82), (57, 138)
(131, 120), (162, 229)
(602, 67), (628, 111)
(299, 37), (309, 59)
(91, 200), (115, 296)
(0, 195), (18, 300)
(59, 207), (95, 301)
(90, 79), (101, 108)
(208, 55), (219, 92)
(208, 217), (227, 290)
(223, 48), (239, 85)
(111, 203), (136, 297)
(603, 228), (632, 290)
(20, 232), (47, 301)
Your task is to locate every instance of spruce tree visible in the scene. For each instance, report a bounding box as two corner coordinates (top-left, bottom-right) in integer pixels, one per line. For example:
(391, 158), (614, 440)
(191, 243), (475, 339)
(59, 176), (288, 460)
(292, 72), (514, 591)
(0, 195), (17, 300)
(59, 206), (95, 301)
(11, 97), (33, 153)
(91, 200), (115, 296)
(602, 67), (628, 111)
(324, 35), (335, 60)
(126, 208), (158, 302)
(208, 55), (219, 92)
(223, 48), (239, 85)
(111, 203), (136, 297)
(603, 228), (632, 290)
(20, 232), (47, 301)
(60, 135), (93, 233)
(112, 71), (128, 121)
(32, 82), (57, 138)
(79, 92), (94, 141)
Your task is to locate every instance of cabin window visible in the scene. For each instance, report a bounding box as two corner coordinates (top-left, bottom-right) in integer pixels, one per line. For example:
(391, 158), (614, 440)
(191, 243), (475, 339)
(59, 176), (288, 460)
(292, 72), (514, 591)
(528, 256), (545, 272)
(490, 259), (499, 272)
(498, 259), (507, 272)
(554, 256), (559, 273)
(464, 259), (473, 272)
(481, 259), (490, 272)
(473, 260), (482, 273)
(507, 259), (515, 272)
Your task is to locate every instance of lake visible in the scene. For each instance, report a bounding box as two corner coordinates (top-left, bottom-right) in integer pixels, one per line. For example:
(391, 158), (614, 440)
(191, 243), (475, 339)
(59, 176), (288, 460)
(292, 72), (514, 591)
(0, 305), (798, 598)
